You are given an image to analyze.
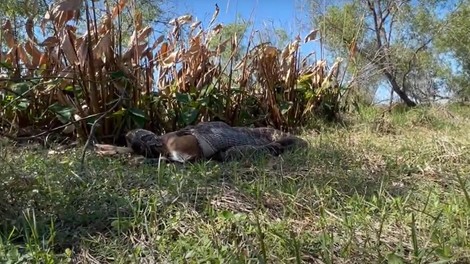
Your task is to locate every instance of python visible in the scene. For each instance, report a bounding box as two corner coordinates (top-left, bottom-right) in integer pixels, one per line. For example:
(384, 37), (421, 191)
(95, 121), (308, 163)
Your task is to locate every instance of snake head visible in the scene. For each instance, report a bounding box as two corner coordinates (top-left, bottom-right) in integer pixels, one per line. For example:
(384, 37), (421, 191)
(126, 129), (164, 158)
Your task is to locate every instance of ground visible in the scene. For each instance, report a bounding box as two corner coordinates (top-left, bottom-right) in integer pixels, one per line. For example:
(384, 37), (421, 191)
(1, 104), (469, 263)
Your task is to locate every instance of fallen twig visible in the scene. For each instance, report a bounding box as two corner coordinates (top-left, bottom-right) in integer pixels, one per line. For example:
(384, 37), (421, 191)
(79, 92), (125, 169)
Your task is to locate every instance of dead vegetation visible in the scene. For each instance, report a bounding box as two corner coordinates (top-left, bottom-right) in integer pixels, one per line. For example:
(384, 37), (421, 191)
(0, 0), (345, 145)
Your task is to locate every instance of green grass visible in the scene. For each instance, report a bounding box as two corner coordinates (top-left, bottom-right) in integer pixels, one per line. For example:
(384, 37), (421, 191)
(1, 104), (470, 263)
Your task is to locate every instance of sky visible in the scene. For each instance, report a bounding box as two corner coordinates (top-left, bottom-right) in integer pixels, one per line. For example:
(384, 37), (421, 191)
(167, 0), (322, 57)
(170, 0), (310, 35)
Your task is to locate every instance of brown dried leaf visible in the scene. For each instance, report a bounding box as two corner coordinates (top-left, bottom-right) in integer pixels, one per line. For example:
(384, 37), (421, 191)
(158, 42), (169, 60)
(25, 18), (37, 43)
(38, 53), (49, 66)
(111, 0), (128, 19)
(122, 43), (148, 62)
(143, 47), (153, 61)
(326, 57), (343, 80)
(39, 36), (60, 47)
(289, 38), (300, 55)
(60, 30), (79, 64)
(24, 41), (42, 66)
(152, 35), (165, 50)
(134, 43), (148, 60)
(93, 34), (112, 60)
(169, 14), (193, 26)
(55, 10), (76, 28)
(280, 45), (290, 60)
(161, 50), (178, 68)
(40, 16), (49, 35)
(52, 0), (83, 13)
(263, 46), (278, 59)
(93, 57), (104, 70)
(349, 40), (357, 58)
(48, 47), (61, 65)
(2, 20), (16, 48)
(209, 4), (220, 27)
(17, 45), (32, 68)
(135, 11), (143, 31)
(4, 47), (16, 64)
(188, 36), (201, 53)
(190, 21), (202, 30)
(212, 24), (223, 35)
(304, 29), (318, 43)
(128, 30), (137, 46)
(98, 14), (112, 34)
(137, 26), (153, 43)
(77, 39), (88, 68)
(74, 36), (84, 50)
(216, 38), (230, 55)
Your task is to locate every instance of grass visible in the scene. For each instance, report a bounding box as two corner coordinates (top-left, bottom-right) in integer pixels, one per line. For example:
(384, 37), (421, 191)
(1, 103), (470, 263)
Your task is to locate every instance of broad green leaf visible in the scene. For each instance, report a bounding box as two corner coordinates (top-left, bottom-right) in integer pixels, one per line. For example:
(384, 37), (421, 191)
(10, 82), (31, 95)
(280, 101), (293, 115)
(386, 253), (404, 264)
(435, 246), (452, 260)
(0, 61), (13, 70)
(175, 92), (192, 105)
(112, 108), (126, 117)
(128, 107), (148, 128)
(48, 103), (75, 123)
(219, 210), (234, 220)
(180, 108), (199, 125)
(110, 70), (126, 80)
(15, 99), (30, 110)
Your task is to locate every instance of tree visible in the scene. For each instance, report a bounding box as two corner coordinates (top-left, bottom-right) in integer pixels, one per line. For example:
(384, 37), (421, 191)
(436, 0), (470, 101)
(207, 18), (251, 65)
(308, 0), (457, 106)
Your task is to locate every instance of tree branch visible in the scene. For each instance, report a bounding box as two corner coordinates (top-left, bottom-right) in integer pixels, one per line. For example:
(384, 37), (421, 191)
(401, 38), (433, 91)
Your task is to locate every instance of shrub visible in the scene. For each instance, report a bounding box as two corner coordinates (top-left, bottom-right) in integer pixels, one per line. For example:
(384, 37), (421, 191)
(0, 1), (347, 143)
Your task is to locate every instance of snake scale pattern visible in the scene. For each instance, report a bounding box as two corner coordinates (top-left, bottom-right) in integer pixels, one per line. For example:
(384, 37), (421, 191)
(125, 121), (308, 163)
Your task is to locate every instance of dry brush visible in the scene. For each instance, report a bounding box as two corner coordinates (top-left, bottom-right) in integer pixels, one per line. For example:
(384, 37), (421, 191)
(0, 0), (346, 144)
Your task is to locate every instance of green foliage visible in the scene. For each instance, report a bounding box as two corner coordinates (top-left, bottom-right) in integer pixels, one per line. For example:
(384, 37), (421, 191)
(309, 0), (458, 105)
(207, 18), (251, 64)
(435, 0), (470, 100)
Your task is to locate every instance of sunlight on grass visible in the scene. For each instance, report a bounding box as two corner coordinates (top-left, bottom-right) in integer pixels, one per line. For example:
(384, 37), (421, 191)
(1, 104), (470, 263)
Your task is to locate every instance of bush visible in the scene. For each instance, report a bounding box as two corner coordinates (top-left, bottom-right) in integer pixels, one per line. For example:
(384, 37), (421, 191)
(0, 1), (347, 144)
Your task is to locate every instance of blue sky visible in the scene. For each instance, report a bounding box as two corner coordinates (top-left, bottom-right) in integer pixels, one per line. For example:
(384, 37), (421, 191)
(167, 0), (321, 57)
(170, 0), (310, 35)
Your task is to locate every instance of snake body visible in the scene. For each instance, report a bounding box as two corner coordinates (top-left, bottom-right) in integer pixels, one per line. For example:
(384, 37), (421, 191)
(125, 121), (308, 163)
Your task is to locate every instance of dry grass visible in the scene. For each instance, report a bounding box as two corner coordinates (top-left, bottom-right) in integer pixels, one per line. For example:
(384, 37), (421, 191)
(1, 103), (469, 263)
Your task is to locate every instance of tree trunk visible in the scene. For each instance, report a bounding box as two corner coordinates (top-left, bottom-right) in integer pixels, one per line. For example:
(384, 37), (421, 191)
(383, 71), (417, 107)
(366, 0), (417, 107)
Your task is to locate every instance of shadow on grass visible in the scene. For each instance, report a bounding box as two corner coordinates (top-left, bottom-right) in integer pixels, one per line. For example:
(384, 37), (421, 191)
(0, 139), (419, 258)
